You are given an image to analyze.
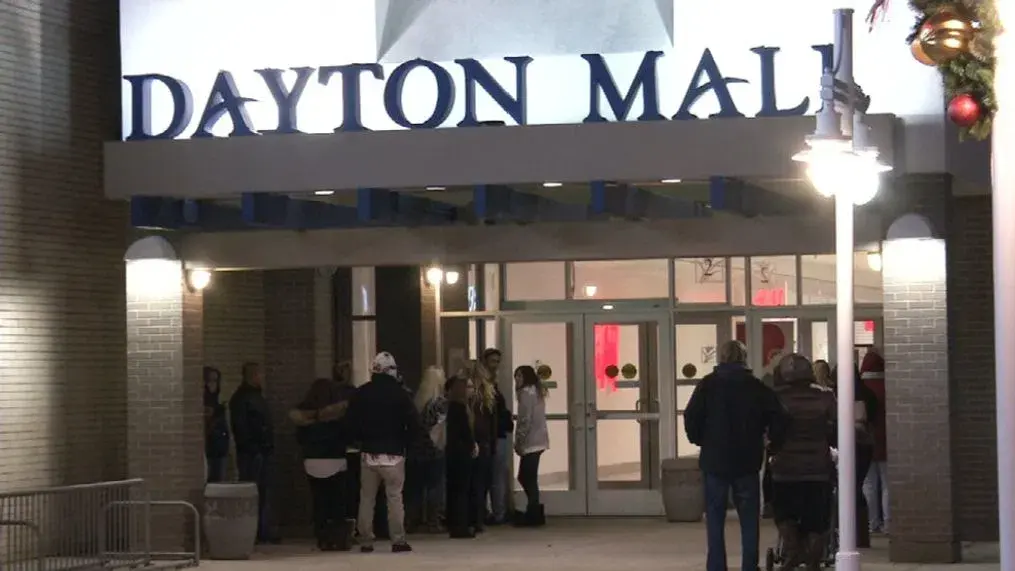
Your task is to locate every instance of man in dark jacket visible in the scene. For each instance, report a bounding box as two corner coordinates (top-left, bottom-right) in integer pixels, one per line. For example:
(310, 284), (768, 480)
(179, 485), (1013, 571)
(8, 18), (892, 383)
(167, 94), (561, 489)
(769, 354), (837, 570)
(229, 362), (278, 544)
(684, 340), (785, 571)
(345, 352), (423, 554)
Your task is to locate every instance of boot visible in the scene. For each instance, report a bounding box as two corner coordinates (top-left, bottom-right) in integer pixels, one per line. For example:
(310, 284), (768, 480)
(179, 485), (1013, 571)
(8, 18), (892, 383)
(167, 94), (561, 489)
(857, 504), (871, 548)
(333, 519), (354, 552)
(803, 533), (826, 571)
(534, 504), (546, 526)
(776, 522), (802, 571)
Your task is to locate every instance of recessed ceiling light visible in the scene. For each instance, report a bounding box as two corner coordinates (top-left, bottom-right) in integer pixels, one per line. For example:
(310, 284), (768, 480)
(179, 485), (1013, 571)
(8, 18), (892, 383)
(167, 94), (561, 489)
(425, 186), (446, 191)
(543, 182), (563, 188)
(602, 304), (615, 310)
(660, 179), (682, 184)
(314, 190), (335, 196)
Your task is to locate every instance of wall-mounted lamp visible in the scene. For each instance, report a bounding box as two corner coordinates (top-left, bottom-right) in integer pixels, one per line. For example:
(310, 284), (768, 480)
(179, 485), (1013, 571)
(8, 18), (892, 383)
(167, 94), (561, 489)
(425, 265), (460, 287)
(584, 284), (598, 297)
(187, 269), (212, 291)
(867, 250), (883, 272)
(445, 270), (460, 285)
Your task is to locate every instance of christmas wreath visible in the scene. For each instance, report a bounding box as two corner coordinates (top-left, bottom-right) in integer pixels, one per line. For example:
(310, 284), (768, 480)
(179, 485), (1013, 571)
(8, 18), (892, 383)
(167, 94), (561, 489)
(871, 0), (997, 139)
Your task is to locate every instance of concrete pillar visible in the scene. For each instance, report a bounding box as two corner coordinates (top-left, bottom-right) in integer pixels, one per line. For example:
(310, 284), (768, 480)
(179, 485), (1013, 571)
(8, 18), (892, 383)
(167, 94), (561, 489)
(881, 214), (960, 563)
(124, 236), (204, 551)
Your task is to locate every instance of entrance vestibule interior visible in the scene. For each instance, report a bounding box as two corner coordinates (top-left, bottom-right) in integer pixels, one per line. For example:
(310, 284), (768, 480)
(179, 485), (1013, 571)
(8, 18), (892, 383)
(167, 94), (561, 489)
(423, 255), (883, 516)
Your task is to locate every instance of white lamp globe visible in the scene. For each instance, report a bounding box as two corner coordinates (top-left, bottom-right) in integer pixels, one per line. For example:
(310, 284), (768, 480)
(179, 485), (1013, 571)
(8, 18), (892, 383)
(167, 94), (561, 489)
(426, 266), (444, 286)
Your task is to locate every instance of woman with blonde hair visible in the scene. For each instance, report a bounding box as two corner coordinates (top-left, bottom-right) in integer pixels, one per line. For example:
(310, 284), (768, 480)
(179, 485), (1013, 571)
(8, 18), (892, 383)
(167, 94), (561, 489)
(405, 366), (448, 533)
(468, 362), (498, 533)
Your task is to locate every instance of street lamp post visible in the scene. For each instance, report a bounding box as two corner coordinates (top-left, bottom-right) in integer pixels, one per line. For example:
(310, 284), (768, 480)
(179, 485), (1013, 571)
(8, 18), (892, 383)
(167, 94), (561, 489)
(791, 9), (892, 571)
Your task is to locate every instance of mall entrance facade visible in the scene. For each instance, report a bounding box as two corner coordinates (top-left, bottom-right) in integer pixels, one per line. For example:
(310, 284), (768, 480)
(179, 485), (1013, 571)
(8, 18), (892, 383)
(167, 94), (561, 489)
(426, 256), (884, 516)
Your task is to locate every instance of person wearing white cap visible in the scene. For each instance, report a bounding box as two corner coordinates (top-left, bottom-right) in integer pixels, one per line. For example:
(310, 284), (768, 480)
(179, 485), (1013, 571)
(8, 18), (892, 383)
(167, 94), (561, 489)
(345, 352), (423, 553)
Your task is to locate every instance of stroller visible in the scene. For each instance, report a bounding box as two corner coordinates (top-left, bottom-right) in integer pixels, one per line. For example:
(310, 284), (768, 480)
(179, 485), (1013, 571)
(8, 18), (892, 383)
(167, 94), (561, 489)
(763, 450), (839, 571)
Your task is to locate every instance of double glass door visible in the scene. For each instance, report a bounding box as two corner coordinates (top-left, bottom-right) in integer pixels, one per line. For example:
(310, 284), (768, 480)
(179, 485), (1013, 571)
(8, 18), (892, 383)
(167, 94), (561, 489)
(502, 312), (673, 516)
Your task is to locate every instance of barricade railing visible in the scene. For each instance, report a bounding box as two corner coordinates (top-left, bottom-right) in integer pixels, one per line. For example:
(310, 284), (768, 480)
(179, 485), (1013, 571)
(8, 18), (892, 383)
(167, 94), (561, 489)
(0, 479), (199, 571)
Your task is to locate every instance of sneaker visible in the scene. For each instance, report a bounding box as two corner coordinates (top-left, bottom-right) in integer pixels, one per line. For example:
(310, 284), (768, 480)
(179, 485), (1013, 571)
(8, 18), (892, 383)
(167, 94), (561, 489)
(360, 545), (375, 553)
(392, 542), (413, 553)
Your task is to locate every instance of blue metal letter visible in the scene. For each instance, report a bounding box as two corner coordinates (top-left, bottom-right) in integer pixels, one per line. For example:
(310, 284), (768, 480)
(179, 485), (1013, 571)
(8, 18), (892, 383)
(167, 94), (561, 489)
(123, 74), (194, 141)
(254, 67), (316, 134)
(319, 63), (385, 132)
(673, 49), (748, 120)
(455, 56), (533, 127)
(582, 51), (665, 123)
(192, 71), (258, 138)
(812, 44), (834, 72)
(384, 59), (455, 129)
(751, 47), (808, 117)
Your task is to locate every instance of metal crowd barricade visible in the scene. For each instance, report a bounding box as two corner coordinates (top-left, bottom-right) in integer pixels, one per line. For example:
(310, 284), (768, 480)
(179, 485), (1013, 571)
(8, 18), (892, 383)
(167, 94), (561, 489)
(0, 479), (199, 571)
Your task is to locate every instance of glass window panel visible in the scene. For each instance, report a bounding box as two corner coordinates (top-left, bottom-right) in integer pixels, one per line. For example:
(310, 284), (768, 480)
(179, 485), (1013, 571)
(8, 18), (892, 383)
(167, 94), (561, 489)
(504, 262), (566, 301)
(811, 321), (829, 363)
(674, 258), (727, 304)
(675, 323), (717, 383)
(800, 253), (883, 305)
(573, 259), (669, 300)
(509, 322), (569, 415)
(676, 384), (696, 412)
(730, 258), (747, 306)
(676, 415), (700, 458)
(483, 264), (501, 310)
(596, 418), (654, 485)
(750, 256), (797, 306)
(440, 264), (470, 312)
(513, 419), (572, 491)
(855, 320), (875, 346)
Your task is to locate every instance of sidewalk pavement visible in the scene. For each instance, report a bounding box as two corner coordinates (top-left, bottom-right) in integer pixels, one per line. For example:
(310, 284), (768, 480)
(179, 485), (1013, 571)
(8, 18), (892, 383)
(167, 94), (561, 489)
(199, 518), (1000, 571)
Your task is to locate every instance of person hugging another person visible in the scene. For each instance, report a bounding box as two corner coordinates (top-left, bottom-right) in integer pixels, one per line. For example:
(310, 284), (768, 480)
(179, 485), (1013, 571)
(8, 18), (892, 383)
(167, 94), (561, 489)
(407, 366), (449, 534)
(289, 376), (356, 551)
(512, 365), (549, 527)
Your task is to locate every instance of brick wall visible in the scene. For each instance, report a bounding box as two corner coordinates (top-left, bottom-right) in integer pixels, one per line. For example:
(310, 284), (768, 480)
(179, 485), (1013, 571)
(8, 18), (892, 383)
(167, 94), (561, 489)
(125, 261), (204, 550)
(203, 270), (266, 478)
(0, 0), (127, 489)
(882, 235), (958, 563)
(946, 195), (998, 541)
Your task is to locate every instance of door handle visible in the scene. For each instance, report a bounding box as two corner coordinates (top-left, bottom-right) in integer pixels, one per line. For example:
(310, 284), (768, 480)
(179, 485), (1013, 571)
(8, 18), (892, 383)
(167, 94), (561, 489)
(635, 399), (643, 413)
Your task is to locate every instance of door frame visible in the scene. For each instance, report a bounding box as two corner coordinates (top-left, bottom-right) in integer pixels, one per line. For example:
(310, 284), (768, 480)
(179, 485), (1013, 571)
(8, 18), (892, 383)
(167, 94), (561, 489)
(500, 313), (588, 515)
(583, 311), (673, 516)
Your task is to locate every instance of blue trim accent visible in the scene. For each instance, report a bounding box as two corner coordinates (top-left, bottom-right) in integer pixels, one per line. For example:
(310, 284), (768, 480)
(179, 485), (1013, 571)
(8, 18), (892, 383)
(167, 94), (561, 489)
(130, 196), (183, 229)
(357, 187), (457, 225)
(709, 177), (800, 217)
(242, 193), (358, 229)
(590, 181), (706, 220)
(473, 184), (586, 223)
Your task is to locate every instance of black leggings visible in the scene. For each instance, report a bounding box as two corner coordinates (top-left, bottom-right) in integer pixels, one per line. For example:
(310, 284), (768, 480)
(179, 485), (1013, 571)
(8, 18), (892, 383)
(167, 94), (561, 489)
(308, 471), (348, 540)
(518, 451), (542, 510)
(446, 455), (474, 533)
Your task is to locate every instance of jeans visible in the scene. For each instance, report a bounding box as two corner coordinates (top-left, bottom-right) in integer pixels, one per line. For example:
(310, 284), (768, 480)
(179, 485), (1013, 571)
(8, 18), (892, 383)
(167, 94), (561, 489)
(863, 460), (889, 531)
(490, 437), (511, 521)
(406, 456), (446, 527)
(206, 456), (227, 483)
(237, 453), (273, 541)
(470, 444), (493, 529)
(704, 472), (761, 571)
(517, 451), (542, 510)
(357, 457), (407, 546)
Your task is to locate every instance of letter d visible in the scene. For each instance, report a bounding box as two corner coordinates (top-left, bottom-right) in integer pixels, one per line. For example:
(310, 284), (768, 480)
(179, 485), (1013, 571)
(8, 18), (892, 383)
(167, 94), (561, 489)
(123, 74), (194, 141)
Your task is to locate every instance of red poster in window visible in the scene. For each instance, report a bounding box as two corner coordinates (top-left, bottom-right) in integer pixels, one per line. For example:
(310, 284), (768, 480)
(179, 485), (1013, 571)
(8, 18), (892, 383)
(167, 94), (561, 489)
(594, 324), (620, 392)
(752, 288), (787, 307)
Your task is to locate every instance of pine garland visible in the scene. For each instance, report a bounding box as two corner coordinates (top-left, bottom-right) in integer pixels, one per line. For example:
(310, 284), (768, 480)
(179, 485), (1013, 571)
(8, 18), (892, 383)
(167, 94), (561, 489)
(908, 0), (998, 139)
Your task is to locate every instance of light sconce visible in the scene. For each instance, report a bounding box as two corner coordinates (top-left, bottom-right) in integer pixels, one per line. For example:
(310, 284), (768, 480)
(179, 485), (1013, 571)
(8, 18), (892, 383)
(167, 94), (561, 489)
(425, 266), (444, 286)
(187, 269), (212, 292)
(867, 250), (883, 272)
(584, 284), (598, 297)
(445, 270), (460, 285)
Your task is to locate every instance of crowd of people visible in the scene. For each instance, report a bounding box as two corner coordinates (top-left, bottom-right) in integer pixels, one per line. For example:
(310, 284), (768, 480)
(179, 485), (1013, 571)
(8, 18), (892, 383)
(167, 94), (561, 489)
(202, 349), (551, 554)
(684, 341), (888, 571)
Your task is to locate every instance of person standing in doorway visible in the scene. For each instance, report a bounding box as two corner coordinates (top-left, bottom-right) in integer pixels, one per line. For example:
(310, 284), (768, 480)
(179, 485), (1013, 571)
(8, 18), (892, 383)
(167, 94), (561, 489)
(204, 366), (230, 483)
(684, 340), (786, 571)
(513, 365), (549, 527)
(860, 349), (889, 534)
(229, 362), (279, 544)
(478, 348), (513, 525)
(345, 352), (422, 554)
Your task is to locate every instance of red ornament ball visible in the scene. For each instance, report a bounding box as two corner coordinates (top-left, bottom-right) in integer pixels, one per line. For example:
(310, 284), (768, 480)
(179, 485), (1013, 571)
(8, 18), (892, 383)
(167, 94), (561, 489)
(948, 94), (982, 128)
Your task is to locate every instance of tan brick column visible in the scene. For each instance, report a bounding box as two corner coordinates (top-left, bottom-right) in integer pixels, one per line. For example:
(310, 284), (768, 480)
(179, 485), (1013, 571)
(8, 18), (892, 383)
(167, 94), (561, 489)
(124, 236), (204, 551)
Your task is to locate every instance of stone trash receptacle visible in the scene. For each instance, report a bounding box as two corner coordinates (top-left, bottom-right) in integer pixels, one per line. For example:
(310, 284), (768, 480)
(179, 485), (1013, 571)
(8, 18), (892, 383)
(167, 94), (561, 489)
(661, 458), (704, 522)
(204, 482), (259, 560)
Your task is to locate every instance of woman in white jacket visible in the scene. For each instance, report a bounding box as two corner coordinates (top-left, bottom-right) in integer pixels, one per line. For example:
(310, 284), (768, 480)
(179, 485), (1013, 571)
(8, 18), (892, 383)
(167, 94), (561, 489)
(513, 365), (549, 527)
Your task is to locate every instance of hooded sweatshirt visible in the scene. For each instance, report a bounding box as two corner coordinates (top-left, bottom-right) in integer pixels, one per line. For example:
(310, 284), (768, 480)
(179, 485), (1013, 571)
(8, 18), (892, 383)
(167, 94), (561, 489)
(860, 351), (888, 462)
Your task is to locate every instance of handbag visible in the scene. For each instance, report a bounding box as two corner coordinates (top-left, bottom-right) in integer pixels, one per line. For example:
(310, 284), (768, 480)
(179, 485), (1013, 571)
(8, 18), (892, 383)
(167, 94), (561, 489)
(429, 413), (447, 451)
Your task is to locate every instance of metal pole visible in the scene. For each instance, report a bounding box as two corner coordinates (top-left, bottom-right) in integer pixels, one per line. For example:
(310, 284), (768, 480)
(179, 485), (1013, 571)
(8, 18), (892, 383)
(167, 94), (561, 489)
(434, 281), (444, 366)
(832, 8), (860, 571)
(994, 2), (1015, 568)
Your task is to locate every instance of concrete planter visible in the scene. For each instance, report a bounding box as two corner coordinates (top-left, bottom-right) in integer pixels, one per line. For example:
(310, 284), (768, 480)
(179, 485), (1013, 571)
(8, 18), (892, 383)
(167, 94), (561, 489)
(660, 458), (703, 522)
(204, 482), (258, 560)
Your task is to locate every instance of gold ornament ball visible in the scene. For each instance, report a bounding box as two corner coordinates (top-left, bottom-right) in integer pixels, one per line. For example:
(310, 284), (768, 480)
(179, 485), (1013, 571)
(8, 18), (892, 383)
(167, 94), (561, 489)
(910, 37), (937, 66)
(918, 9), (976, 64)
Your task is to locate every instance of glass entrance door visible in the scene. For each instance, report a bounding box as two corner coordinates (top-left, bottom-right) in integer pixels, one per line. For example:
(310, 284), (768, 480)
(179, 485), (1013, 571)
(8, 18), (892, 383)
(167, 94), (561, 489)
(502, 314), (587, 515)
(584, 313), (673, 516)
(674, 314), (735, 459)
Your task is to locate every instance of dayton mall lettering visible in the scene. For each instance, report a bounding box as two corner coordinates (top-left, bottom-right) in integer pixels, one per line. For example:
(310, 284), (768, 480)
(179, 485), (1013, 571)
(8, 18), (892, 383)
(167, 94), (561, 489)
(124, 45), (834, 141)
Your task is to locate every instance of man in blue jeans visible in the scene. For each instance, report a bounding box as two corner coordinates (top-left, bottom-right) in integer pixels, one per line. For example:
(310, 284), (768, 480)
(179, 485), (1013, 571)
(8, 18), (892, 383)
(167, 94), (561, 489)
(684, 341), (786, 571)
